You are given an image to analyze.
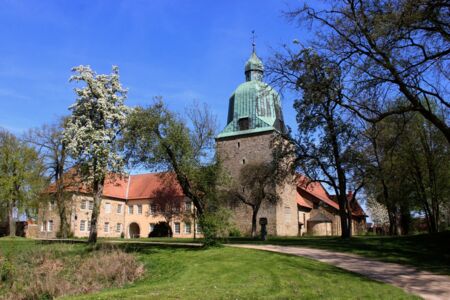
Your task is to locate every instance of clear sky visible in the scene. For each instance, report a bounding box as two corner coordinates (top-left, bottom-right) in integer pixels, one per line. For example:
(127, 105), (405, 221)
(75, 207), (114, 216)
(0, 0), (312, 134)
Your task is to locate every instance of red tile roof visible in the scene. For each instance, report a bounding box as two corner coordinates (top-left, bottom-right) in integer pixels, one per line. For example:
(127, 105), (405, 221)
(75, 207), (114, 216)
(46, 171), (183, 200)
(296, 174), (366, 217)
(297, 175), (339, 210)
(296, 191), (313, 209)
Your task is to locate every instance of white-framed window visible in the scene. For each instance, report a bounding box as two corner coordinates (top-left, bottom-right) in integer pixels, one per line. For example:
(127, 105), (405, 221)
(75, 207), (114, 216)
(88, 201), (94, 210)
(116, 223), (122, 233)
(105, 203), (111, 214)
(47, 220), (53, 232)
(149, 223), (155, 233)
(196, 224), (202, 234)
(185, 222), (191, 234)
(174, 222), (180, 234)
(80, 220), (86, 232)
(128, 205), (133, 214)
(81, 200), (87, 210)
(150, 204), (157, 215)
(185, 201), (192, 211)
(87, 220), (91, 231)
(137, 204), (142, 214)
(117, 204), (122, 214)
(41, 221), (46, 232)
(104, 222), (109, 233)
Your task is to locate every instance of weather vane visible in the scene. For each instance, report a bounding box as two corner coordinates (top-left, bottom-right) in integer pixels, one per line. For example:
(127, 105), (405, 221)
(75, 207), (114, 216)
(251, 30), (257, 52)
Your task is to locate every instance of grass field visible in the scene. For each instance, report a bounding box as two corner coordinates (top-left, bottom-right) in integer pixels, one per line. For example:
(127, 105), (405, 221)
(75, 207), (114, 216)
(104, 231), (450, 275)
(0, 238), (418, 299)
(225, 231), (450, 275)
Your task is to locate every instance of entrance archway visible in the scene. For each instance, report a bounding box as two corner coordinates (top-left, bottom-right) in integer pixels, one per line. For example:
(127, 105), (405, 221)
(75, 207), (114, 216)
(129, 222), (140, 238)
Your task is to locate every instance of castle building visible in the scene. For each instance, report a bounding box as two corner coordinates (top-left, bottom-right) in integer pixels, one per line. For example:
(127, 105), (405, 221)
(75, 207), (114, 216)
(33, 49), (366, 239)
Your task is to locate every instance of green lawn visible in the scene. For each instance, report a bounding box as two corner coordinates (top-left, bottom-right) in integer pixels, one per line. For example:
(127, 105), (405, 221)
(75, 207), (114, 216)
(225, 231), (450, 275)
(0, 238), (418, 299)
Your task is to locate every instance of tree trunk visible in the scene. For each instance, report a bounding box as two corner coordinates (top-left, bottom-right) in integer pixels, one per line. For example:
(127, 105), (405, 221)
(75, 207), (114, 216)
(251, 207), (258, 238)
(7, 201), (15, 237)
(88, 178), (104, 244)
(337, 194), (351, 239)
(58, 204), (70, 238)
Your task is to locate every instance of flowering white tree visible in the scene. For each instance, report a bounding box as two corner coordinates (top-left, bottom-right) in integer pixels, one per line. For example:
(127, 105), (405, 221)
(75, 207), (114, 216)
(367, 197), (389, 226)
(64, 65), (128, 243)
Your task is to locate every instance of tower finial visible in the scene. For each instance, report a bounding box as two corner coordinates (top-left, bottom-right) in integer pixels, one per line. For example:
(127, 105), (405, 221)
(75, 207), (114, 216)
(251, 30), (256, 53)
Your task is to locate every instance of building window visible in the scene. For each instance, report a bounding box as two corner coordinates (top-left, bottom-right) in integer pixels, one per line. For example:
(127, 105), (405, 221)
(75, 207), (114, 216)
(104, 222), (109, 233)
(137, 204), (143, 214)
(185, 201), (192, 211)
(185, 222), (191, 234)
(149, 223), (155, 233)
(128, 205), (133, 214)
(242, 159), (246, 164)
(105, 203), (111, 214)
(238, 117), (250, 130)
(150, 204), (157, 215)
(81, 200), (87, 210)
(47, 220), (53, 232)
(80, 220), (86, 232)
(41, 221), (46, 232)
(196, 224), (202, 234)
(87, 220), (91, 231)
(174, 222), (180, 234)
(237, 142), (240, 148)
(116, 223), (122, 233)
(117, 204), (122, 214)
(88, 201), (94, 210)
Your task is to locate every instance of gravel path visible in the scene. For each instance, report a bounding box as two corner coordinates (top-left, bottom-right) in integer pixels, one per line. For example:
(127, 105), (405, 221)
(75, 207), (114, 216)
(230, 244), (450, 300)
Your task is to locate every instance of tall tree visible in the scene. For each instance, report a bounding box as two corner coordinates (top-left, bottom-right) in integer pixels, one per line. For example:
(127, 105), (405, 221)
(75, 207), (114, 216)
(63, 65), (128, 244)
(271, 49), (365, 238)
(228, 162), (280, 238)
(364, 110), (450, 234)
(25, 118), (74, 238)
(122, 99), (226, 244)
(0, 129), (44, 236)
(288, 0), (450, 143)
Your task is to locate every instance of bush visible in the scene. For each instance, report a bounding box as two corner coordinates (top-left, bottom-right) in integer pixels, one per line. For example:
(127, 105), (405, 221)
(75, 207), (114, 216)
(199, 208), (231, 246)
(148, 221), (173, 237)
(228, 227), (241, 237)
(1, 244), (144, 300)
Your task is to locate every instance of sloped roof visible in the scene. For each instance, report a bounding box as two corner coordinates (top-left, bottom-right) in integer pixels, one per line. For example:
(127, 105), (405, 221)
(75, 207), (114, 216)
(296, 191), (313, 209)
(297, 175), (339, 210)
(296, 174), (366, 217)
(46, 170), (183, 200)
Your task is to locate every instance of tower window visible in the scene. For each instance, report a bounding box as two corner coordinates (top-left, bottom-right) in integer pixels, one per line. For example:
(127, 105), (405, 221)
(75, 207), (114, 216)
(238, 117), (250, 131)
(242, 159), (246, 164)
(237, 142), (240, 148)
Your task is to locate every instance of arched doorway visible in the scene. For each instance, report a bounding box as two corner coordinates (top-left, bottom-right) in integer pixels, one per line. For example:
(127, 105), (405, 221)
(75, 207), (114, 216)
(129, 222), (140, 238)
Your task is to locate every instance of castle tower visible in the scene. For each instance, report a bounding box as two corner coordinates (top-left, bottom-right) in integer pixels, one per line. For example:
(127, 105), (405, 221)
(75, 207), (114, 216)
(216, 48), (298, 236)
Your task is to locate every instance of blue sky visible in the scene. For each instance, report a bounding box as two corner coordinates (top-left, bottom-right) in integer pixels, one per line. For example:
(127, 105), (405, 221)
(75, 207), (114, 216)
(0, 0), (313, 134)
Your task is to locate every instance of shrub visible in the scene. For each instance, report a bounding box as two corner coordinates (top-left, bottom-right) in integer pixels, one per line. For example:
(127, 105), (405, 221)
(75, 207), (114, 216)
(1, 244), (144, 300)
(228, 227), (241, 237)
(148, 221), (173, 237)
(200, 208), (231, 246)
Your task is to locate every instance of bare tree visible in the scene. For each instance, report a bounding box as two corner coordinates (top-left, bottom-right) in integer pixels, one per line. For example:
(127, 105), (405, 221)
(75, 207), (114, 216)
(25, 118), (75, 238)
(287, 0), (450, 143)
(228, 162), (280, 238)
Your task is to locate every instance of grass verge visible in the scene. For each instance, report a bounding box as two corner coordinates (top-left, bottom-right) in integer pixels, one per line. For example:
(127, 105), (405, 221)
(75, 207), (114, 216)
(225, 231), (450, 275)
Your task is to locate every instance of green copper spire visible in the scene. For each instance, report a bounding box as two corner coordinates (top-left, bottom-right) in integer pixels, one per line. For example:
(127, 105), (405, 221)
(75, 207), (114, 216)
(217, 47), (285, 139)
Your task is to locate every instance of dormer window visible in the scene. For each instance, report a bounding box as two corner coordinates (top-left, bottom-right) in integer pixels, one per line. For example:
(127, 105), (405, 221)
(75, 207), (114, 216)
(238, 117), (250, 131)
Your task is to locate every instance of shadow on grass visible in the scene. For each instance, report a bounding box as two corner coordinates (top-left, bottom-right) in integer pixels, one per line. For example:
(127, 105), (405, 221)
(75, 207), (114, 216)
(227, 231), (450, 275)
